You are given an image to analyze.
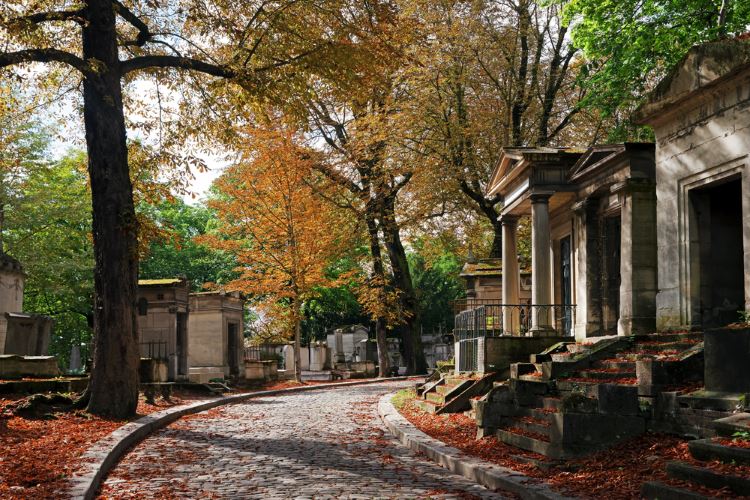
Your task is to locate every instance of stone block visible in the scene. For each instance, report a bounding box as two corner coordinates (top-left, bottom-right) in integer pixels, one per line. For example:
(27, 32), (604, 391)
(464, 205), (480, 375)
(139, 358), (168, 383)
(244, 361), (265, 380)
(705, 328), (750, 393)
(0, 354), (59, 378)
(552, 412), (645, 450)
(654, 391), (679, 417)
(594, 383), (640, 416)
(560, 392), (598, 414)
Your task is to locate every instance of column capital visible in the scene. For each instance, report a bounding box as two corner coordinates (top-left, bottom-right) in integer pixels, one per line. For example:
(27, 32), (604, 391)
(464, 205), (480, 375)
(610, 178), (656, 194)
(498, 213), (519, 226)
(529, 191), (553, 203)
(572, 196), (597, 214)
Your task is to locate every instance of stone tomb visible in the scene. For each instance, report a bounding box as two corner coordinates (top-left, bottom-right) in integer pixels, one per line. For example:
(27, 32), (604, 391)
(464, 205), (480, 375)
(0, 253), (54, 357)
(188, 291), (244, 383)
(485, 143), (657, 338)
(137, 278), (190, 381)
(635, 37), (750, 331)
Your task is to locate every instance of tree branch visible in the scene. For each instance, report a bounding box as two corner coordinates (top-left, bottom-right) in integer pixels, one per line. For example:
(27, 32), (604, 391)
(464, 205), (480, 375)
(10, 9), (87, 25)
(0, 49), (90, 75)
(120, 55), (234, 77)
(112, 0), (152, 46)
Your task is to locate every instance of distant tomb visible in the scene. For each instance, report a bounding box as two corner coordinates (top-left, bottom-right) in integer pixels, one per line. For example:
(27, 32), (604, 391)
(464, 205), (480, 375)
(137, 278), (190, 381)
(0, 252), (56, 378)
(188, 290), (244, 383)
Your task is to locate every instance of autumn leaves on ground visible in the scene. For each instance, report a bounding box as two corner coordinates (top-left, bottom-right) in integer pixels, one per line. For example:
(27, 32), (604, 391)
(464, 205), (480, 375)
(0, 380), (338, 499)
(393, 389), (750, 499)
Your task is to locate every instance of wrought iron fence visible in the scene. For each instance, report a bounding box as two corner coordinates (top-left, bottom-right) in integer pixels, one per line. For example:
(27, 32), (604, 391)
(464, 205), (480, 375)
(454, 304), (576, 339)
(457, 337), (479, 372)
(140, 340), (168, 360)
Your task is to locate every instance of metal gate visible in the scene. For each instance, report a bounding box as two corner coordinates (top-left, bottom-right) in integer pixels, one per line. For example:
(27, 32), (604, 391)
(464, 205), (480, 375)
(457, 337), (479, 372)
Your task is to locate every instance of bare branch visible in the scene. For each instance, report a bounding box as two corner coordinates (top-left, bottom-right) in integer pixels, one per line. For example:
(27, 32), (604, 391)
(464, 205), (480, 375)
(6, 9), (86, 26)
(120, 55), (234, 77)
(112, 0), (152, 46)
(0, 49), (90, 75)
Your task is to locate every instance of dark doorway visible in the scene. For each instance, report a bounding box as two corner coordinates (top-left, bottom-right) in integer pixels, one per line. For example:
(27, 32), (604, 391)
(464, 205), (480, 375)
(227, 322), (239, 376)
(560, 235), (573, 335)
(176, 312), (188, 377)
(602, 215), (621, 333)
(690, 178), (744, 328)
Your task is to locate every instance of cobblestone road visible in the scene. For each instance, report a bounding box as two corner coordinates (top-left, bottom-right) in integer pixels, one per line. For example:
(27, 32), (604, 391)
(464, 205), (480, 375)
(100, 380), (504, 499)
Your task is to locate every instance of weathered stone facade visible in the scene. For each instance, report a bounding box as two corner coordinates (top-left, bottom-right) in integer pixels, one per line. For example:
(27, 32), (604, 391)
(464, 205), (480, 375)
(188, 291), (244, 381)
(0, 252), (53, 357)
(137, 278), (190, 381)
(636, 38), (750, 330)
(486, 144), (657, 339)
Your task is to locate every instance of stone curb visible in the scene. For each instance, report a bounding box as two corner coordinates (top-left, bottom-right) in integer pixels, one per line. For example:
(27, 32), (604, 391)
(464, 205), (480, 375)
(378, 392), (575, 500)
(68, 376), (413, 500)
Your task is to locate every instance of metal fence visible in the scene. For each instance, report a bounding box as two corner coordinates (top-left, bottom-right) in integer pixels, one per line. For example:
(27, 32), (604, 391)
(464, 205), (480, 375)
(140, 340), (168, 360)
(244, 344), (284, 367)
(453, 304), (576, 339)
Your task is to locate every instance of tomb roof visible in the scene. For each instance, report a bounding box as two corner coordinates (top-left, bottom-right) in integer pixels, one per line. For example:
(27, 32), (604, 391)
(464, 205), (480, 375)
(138, 278), (185, 286)
(635, 37), (750, 124)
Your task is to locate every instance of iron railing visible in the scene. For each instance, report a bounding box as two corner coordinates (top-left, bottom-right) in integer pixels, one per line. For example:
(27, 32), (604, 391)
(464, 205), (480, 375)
(140, 340), (168, 360)
(454, 304), (576, 339)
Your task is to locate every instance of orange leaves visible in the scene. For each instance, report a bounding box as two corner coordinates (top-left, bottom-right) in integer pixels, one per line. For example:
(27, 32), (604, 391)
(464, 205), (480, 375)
(204, 125), (353, 336)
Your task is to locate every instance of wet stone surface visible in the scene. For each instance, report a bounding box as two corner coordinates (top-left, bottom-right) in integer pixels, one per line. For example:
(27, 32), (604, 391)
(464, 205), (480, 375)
(100, 380), (504, 499)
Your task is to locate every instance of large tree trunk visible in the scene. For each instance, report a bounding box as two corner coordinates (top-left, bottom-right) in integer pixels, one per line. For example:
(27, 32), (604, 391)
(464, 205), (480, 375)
(380, 198), (427, 375)
(489, 219), (503, 259)
(83, 0), (140, 418)
(365, 214), (391, 378)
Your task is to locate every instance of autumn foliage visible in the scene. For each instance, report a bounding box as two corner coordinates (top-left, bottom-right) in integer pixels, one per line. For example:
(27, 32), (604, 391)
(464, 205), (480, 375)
(204, 127), (352, 381)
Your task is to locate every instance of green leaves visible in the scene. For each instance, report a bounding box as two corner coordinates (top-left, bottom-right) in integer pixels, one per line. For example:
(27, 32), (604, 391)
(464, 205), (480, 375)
(564, 0), (750, 119)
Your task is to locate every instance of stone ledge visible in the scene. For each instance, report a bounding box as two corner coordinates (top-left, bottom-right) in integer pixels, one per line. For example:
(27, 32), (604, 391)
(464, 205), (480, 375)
(378, 392), (573, 500)
(69, 376), (412, 500)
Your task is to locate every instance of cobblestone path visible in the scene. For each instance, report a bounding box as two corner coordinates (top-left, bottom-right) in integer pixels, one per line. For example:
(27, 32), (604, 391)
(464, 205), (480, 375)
(100, 380), (504, 499)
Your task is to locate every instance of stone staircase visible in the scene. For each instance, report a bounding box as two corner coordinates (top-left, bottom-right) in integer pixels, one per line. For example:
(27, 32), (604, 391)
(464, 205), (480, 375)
(416, 376), (475, 414)
(642, 413), (750, 498)
(473, 333), (705, 459)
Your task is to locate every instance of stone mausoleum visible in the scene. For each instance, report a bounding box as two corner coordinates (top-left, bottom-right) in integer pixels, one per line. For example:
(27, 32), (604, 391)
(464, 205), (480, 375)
(635, 37), (750, 331)
(188, 290), (244, 383)
(137, 278), (190, 381)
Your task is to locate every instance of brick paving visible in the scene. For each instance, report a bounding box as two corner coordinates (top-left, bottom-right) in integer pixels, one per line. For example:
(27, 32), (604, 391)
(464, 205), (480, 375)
(100, 380), (505, 499)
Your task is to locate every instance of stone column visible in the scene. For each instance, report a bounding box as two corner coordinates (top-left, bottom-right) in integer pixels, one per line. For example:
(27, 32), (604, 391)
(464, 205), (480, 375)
(530, 193), (553, 334)
(500, 215), (520, 335)
(616, 180), (658, 335)
(573, 198), (602, 340)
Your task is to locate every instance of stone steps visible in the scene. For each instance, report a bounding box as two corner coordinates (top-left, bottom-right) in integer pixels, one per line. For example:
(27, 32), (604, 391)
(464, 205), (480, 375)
(712, 412), (750, 437)
(665, 460), (750, 496)
(576, 370), (637, 380)
(513, 418), (551, 436)
(641, 481), (709, 500)
(689, 438), (750, 465)
(415, 399), (441, 414)
(496, 429), (559, 458)
(592, 359), (635, 370)
(426, 391), (446, 404)
(632, 341), (698, 352)
(643, 409), (750, 499)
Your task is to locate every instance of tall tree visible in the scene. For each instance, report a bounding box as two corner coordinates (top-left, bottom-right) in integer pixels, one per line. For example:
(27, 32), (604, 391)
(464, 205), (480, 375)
(138, 199), (237, 290)
(564, 0), (750, 122)
(0, 0), (362, 417)
(205, 127), (352, 383)
(401, 0), (600, 257)
(5, 151), (95, 368)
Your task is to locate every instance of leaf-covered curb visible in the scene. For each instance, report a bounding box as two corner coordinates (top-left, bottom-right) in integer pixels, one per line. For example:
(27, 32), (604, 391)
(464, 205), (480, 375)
(68, 377), (412, 500)
(378, 392), (574, 500)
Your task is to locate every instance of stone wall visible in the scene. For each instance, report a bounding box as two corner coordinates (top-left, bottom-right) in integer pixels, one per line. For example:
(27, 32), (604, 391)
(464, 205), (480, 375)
(482, 336), (568, 375)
